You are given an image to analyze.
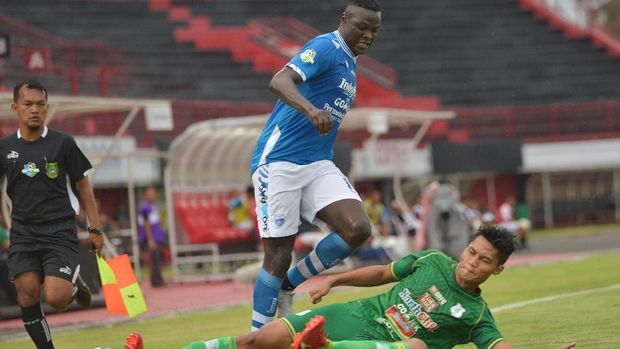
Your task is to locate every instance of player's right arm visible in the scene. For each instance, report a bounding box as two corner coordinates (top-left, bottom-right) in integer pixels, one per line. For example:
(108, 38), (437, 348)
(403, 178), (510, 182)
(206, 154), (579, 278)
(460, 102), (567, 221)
(309, 264), (396, 304)
(269, 67), (333, 135)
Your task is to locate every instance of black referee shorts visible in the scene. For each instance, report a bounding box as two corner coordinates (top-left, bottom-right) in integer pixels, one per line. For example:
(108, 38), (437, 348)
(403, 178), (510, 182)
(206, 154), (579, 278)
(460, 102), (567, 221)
(8, 219), (81, 283)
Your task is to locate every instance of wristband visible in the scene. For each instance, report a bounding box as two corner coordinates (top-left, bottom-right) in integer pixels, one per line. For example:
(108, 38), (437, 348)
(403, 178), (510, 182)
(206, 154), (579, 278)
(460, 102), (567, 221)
(87, 226), (104, 235)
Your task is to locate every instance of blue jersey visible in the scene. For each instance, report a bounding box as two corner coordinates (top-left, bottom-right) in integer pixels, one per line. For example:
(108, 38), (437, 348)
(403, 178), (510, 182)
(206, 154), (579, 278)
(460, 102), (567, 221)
(250, 30), (357, 174)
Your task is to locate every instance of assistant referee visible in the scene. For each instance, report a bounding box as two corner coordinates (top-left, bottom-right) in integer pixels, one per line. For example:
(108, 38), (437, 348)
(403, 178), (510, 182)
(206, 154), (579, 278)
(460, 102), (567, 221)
(0, 80), (105, 349)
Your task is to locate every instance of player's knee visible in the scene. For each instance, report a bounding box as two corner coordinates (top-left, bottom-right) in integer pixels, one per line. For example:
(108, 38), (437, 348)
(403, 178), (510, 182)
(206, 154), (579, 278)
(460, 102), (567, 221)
(15, 285), (40, 307)
(261, 234), (298, 275)
(347, 218), (372, 246)
(44, 291), (71, 310)
(16, 291), (39, 307)
(404, 338), (427, 349)
(263, 244), (293, 275)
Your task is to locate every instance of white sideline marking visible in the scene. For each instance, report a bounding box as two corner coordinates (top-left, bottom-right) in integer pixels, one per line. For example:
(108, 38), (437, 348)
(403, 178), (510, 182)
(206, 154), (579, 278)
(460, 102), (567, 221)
(492, 283), (620, 313)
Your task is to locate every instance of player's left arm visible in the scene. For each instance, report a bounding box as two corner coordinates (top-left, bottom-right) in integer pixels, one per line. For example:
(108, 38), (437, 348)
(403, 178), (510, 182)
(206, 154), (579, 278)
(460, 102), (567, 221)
(76, 176), (104, 255)
(65, 136), (104, 255)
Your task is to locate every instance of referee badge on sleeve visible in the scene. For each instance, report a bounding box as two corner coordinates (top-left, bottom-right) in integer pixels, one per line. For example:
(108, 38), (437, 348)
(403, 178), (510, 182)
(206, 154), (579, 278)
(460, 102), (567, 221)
(45, 161), (59, 178)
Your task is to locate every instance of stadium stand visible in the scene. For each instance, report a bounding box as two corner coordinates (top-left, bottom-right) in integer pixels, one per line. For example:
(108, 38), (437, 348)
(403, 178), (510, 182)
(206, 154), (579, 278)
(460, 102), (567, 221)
(0, 0), (274, 101)
(157, 0), (620, 106)
(1, 0), (620, 107)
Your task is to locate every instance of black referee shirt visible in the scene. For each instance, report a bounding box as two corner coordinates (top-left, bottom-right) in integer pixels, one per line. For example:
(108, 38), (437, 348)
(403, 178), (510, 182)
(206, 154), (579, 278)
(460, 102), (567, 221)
(0, 127), (93, 224)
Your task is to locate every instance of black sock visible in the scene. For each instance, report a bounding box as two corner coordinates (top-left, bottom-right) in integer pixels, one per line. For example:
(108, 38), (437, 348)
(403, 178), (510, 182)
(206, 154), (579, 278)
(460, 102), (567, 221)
(21, 303), (54, 349)
(281, 275), (295, 291)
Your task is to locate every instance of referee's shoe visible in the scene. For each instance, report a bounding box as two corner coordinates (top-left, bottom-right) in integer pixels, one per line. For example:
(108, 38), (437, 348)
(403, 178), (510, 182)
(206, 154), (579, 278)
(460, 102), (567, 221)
(73, 274), (92, 308)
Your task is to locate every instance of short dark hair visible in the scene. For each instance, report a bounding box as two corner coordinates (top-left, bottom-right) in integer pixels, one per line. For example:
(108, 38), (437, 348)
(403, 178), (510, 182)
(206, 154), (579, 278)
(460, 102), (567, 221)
(473, 225), (517, 265)
(348, 0), (381, 12)
(13, 79), (48, 102)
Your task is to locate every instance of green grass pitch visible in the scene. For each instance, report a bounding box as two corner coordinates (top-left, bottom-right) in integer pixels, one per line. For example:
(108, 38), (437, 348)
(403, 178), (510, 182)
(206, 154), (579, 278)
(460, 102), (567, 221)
(2, 252), (619, 349)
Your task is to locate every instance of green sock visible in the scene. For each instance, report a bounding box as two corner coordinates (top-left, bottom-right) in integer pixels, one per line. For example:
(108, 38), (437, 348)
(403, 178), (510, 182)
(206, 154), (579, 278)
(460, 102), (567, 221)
(326, 340), (409, 349)
(182, 336), (237, 349)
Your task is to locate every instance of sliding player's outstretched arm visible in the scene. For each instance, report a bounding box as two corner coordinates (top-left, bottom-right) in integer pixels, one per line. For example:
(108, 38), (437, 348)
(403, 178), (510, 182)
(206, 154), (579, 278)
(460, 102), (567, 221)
(309, 264), (396, 304)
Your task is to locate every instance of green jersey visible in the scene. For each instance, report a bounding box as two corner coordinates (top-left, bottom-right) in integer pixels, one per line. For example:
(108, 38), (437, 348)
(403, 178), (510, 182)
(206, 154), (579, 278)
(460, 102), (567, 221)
(359, 249), (504, 349)
(282, 250), (505, 348)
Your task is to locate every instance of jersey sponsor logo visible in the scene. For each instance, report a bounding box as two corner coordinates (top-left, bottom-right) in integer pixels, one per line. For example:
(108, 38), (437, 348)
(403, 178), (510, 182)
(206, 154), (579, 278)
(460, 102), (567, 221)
(21, 162), (40, 177)
(322, 103), (345, 124)
(338, 78), (356, 98)
(59, 266), (72, 275)
(333, 97), (351, 110)
(399, 288), (439, 332)
(300, 49), (316, 64)
(6, 150), (19, 160)
(385, 305), (415, 338)
(428, 285), (447, 305)
(257, 171), (269, 232)
(450, 303), (466, 318)
(45, 161), (59, 179)
(418, 292), (439, 313)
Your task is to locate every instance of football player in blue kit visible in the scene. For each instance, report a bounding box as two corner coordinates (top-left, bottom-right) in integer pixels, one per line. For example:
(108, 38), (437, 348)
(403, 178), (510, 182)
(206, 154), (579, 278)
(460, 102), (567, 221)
(249, 0), (382, 330)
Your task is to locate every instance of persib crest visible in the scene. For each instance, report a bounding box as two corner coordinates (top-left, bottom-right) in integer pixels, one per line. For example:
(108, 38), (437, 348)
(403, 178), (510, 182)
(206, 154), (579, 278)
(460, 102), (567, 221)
(46, 162), (59, 179)
(300, 49), (316, 64)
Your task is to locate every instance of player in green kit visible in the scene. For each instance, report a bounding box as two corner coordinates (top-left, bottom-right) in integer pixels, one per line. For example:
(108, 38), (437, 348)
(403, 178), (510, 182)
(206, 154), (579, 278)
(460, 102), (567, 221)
(127, 225), (576, 349)
(285, 225), (577, 349)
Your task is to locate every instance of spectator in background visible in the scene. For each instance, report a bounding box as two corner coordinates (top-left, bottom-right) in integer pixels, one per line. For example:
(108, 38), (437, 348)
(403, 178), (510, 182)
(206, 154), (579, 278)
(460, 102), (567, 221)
(137, 186), (166, 287)
(390, 200), (420, 238)
(228, 186), (257, 234)
(411, 196), (425, 223)
(498, 196), (528, 249)
(417, 179), (470, 260)
(363, 189), (391, 237)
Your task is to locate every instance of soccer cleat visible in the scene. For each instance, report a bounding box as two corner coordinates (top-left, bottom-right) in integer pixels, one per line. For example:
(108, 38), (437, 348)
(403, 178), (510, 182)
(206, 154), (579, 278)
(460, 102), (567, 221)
(124, 332), (144, 349)
(278, 289), (294, 317)
(292, 315), (329, 349)
(74, 274), (92, 308)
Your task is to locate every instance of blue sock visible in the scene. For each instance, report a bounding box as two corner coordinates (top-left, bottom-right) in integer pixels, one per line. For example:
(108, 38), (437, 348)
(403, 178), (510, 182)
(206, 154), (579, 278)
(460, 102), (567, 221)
(287, 232), (353, 287)
(251, 268), (282, 331)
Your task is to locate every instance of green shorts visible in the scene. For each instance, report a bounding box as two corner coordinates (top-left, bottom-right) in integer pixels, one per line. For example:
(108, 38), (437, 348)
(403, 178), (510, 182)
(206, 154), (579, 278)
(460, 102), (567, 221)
(280, 301), (391, 342)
